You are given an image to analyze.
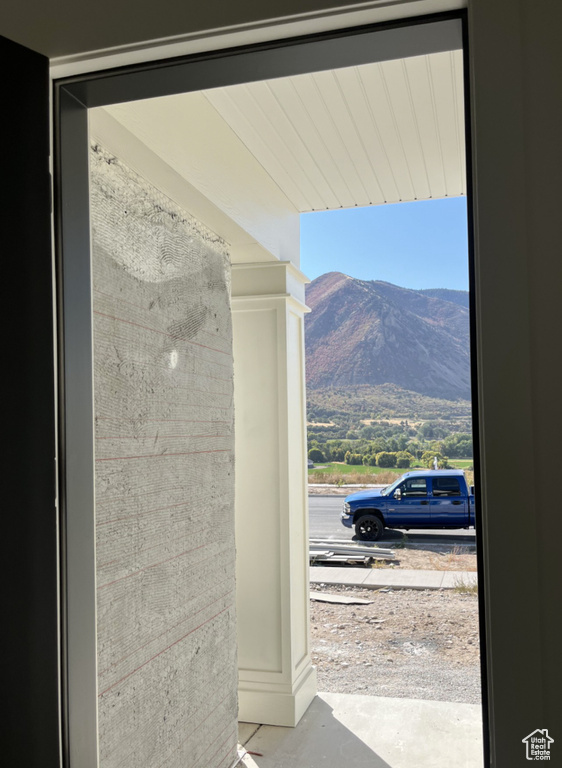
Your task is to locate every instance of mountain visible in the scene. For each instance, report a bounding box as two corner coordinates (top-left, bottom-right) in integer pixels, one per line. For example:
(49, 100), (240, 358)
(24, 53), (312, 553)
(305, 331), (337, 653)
(418, 288), (470, 308)
(305, 272), (470, 401)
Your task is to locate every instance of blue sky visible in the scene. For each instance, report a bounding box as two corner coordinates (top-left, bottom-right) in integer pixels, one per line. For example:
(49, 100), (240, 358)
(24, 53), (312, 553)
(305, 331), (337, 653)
(300, 196), (469, 291)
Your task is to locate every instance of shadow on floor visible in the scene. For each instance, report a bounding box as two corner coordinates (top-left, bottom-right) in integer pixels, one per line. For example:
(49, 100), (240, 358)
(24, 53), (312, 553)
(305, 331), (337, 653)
(239, 692), (483, 768)
(240, 695), (392, 768)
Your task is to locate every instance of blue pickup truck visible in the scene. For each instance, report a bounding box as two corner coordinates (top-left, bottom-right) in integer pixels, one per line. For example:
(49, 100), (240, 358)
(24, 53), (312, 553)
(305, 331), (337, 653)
(341, 469), (475, 540)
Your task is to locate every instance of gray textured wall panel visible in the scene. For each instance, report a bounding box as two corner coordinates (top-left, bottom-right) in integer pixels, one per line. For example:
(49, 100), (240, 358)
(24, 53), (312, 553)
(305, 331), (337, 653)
(90, 143), (237, 768)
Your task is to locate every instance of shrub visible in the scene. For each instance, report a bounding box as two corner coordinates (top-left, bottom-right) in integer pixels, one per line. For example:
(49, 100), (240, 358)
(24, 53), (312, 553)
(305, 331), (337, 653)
(421, 451), (451, 469)
(345, 451), (364, 465)
(376, 451), (397, 468)
(308, 448), (325, 463)
(396, 451), (414, 468)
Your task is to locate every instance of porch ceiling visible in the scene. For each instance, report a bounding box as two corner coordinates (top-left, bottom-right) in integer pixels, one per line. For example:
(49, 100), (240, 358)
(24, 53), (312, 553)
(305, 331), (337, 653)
(100, 48), (465, 262)
(204, 50), (466, 210)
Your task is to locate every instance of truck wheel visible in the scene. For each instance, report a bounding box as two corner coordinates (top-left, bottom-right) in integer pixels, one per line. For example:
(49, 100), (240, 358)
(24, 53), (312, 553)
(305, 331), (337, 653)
(355, 515), (384, 541)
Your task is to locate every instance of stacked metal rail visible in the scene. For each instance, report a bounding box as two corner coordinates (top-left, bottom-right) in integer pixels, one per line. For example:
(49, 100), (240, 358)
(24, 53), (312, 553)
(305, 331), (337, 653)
(309, 539), (395, 565)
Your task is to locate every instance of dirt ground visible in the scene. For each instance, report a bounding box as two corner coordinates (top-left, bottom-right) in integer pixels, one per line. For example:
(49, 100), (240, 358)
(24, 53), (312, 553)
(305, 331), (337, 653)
(308, 483), (481, 703)
(378, 545), (477, 571)
(310, 586), (482, 704)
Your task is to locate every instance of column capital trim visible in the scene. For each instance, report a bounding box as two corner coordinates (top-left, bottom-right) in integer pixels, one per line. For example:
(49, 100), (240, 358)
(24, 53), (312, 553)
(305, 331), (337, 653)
(232, 260), (310, 284)
(231, 260), (310, 305)
(231, 293), (310, 314)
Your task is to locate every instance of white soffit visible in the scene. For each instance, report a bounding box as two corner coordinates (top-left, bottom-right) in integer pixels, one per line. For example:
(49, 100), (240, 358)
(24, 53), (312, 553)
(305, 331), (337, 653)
(105, 92), (301, 263)
(103, 48), (465, 262)
(203, 49), (466, 211)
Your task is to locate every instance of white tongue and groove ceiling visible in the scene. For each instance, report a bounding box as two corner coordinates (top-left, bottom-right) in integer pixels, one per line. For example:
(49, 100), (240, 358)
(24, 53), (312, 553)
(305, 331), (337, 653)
(104, 50), (465, 215)
(205, 50), (465, 209)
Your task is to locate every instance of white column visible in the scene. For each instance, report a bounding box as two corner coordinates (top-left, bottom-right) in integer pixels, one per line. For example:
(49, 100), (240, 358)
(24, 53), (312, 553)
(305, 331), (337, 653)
(231, 261), (317, 727)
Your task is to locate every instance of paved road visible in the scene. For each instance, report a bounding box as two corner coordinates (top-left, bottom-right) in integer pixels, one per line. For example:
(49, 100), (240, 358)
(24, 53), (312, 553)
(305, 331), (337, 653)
(309, 495), (476, 544)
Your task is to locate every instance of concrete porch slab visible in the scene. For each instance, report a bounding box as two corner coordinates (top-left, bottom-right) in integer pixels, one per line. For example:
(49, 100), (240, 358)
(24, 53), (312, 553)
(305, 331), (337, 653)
(310, 566), (370, 586)
(310, 567), (479, 591)
(441, 571), (478, 589)
(239, 692), (484, 768)
(362, 569), (445, 590)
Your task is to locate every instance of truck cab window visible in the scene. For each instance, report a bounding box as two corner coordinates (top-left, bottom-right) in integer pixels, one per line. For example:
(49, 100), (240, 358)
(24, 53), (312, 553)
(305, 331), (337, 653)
(401, 478), (428, 497)
(432, 477), (461, 496)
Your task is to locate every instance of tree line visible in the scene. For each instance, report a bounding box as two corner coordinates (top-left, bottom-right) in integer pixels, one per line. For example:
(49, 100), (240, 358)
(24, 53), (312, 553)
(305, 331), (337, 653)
(308, 431), (473, 469)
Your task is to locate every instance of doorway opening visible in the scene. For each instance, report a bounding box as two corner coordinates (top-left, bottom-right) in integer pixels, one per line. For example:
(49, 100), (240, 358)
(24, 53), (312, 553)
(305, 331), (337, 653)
(55, 12), (486, 768)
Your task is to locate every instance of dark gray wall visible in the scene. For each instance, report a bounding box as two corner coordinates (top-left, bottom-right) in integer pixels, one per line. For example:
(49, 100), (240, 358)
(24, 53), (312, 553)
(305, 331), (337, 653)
(1, 0), (369, 57)
(468, 1), (562, 764)
(1, 33), (59, 768)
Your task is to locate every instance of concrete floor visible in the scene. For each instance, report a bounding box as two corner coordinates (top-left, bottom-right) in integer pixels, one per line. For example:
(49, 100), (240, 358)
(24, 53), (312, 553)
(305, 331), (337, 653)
(239, 692), (484, 768)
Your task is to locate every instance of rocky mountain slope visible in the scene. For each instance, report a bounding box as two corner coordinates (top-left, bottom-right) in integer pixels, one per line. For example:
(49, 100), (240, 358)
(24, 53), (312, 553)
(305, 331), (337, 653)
(305, 272), (470, 401)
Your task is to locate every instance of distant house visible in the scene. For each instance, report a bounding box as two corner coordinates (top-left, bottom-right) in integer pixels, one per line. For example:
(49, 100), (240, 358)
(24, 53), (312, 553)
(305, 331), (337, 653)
(522, 729), (554, 760)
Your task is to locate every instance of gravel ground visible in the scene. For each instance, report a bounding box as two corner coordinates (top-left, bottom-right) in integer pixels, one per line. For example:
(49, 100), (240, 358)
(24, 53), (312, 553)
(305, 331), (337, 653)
(311, 586), (482, 704)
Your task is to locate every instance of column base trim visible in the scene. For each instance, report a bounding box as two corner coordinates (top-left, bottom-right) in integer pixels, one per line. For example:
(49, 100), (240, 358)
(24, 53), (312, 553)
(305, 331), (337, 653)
(238, 664), (317, 727)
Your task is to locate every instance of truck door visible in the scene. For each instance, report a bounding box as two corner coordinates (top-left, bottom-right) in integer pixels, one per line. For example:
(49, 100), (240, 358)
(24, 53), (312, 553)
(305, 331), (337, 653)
(387, 476), (431, 527)
(429, 476), (467, 527)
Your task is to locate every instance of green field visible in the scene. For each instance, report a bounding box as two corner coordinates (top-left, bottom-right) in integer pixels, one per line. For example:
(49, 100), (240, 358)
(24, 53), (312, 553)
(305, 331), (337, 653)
(308, 459), (473, 476)
(309, 462), (413, 475)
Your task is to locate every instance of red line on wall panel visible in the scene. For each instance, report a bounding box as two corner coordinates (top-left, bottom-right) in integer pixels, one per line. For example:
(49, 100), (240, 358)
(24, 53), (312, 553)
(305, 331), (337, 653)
(217, 743), (239, 768)
(153, 691), (232, 768)
(95, 449), (230, 462)
(95, 492), (230, 523)
(97, 524), (210, 568)
(94, 310), (231, 355)
(171, 387), (230, 396)
(96, 385), (232, 399)
(205, 374), (232, 383)
(95, 434), (230, 440)
(98, 585), (235, 677)
(101, 353), (233, 380)
(196, 327), (231, 344)
(97, 542), (208, 590)
(95, 387), (232, 399)
(95, 329), (233, 370)
(144, 400), (231, 412)
(93, 287), (232, 345)
(191, 725), (237, 768)
(98, 604), (232, 696)
(96, 499), (194, 527)
(96, 417), (230, 424)
(205, 730), (237, 768)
